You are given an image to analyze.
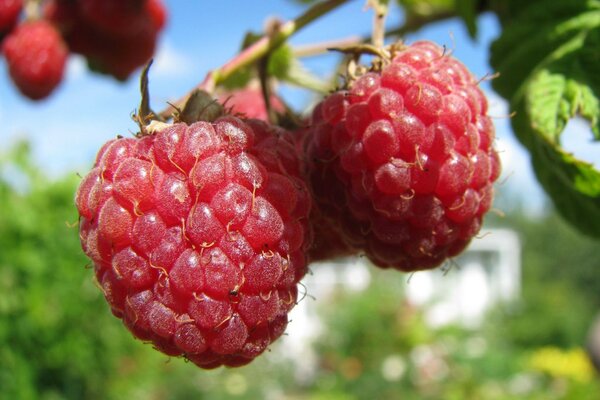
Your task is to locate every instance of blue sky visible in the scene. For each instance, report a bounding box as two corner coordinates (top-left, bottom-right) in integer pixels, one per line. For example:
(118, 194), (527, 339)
(2, 1), (596, 212)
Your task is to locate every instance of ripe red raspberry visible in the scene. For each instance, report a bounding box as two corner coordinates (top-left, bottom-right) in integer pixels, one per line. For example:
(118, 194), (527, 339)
(0, 0), (22, 37)
(291, 127), (357, 262)
(75, 117), (312, 368)
(45, 0), (166, 80)
(2, 20), (68, 100)
(306, 40), (501, 271)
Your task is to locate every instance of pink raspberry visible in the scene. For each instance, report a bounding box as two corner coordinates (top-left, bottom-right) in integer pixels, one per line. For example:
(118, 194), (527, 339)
(75, 117), (312, 368)
(2, 20), (68, 100)
(218, 86), (286, 121)
(306, 41), (501, 271)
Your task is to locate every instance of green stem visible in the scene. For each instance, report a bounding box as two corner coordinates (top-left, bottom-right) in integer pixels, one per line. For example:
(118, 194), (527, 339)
(159, 0), (349, 119)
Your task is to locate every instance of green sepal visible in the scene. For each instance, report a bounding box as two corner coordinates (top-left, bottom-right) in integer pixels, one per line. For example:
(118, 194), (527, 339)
(179, 90), (225, 124)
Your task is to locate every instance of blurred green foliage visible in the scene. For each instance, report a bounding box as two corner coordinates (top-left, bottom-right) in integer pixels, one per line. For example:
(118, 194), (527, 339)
(0, 142), (165, 399)
(1, 141), (599, 399)
(486, 210), (600, 349)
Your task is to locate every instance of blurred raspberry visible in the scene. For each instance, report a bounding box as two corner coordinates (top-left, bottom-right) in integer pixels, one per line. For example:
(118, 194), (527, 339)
(79, 0), (161, 37)
(2, 20), (68, 100)
(45, 0), (166, 80)
(0, 0), (22, 40)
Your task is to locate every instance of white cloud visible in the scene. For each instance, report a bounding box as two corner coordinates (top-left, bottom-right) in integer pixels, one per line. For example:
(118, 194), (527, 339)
(151, 40), (193, 77)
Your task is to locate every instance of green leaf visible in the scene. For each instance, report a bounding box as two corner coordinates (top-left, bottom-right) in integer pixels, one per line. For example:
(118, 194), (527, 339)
(219, 66), (254, 90)
(179, 89), (224, 124)
(268, 44), (330, 93)
(491, 0), (600, 101)
(490, 0), (600, 237)
(513, 100), (600, 237)
(455, 0), (478, 38)
(397, 0), (454, 17)
(527, 54), (600, 144)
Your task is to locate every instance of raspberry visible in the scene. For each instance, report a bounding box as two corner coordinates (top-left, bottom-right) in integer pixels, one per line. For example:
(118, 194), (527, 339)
(306, 41), (500, 271)
(75, 117), (312, 368)
(2, 20), (68, 100)
(218, 86), (286, 121)
(292, 127), (357, 262)
(0, 0), (22, 37)
(83, 24), (160, 80)
(79, 0), (165, 37)
(45, 0), (166, 80)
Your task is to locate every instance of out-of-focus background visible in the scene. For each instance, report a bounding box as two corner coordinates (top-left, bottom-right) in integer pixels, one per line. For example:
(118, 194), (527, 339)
(2, 1), (600, 399)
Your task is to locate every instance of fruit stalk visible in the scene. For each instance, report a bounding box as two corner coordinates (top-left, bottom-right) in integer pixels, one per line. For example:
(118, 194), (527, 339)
(368, 0), (388, 48)
(292, 35), (363, 58)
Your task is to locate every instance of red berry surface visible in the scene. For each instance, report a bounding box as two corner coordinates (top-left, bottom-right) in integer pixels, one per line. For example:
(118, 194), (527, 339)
(79, 0), (165, 37)
(0, 0), (22, 35)
(75, 117), (312, 368)
(45, 0), (166, 80)
(2, 20), (68, 100)
(293, 127), (357, 262)
(306, 41), (501, 271)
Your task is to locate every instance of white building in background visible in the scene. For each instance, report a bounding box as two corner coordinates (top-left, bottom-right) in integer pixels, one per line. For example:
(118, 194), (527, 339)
(405, 228), (521, 327)
(278, 228), (521, 380)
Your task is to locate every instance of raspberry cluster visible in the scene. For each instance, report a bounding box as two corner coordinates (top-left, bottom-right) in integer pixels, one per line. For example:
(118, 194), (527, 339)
(75, 40), (500, 369)
(0, 0), (166, 100)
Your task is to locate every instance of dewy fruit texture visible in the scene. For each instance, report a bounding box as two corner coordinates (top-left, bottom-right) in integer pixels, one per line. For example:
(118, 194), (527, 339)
(75, 117), (312, 368)
(306, 40), (501, 271)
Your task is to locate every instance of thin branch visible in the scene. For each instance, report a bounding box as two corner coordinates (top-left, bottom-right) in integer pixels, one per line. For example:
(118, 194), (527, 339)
(293, 35), (363, 58)
(159, 0), (349, 120)
(367, 0), (389, 48)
